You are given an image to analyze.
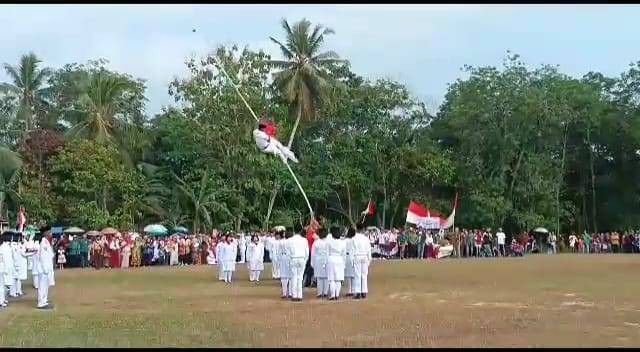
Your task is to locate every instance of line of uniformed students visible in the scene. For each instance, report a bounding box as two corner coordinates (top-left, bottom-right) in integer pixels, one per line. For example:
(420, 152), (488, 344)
(215, 222), (371, 302)
(0, 229), (55, 310)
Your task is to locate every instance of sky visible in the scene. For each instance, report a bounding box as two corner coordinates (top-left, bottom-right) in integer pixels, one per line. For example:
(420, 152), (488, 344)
(1, 4), (640, 115)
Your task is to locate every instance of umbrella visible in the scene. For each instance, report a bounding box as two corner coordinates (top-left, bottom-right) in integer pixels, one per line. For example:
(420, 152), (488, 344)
(64, 226), (85, 234)
(86, 230), (101, 238)
(144, 224), (168, 236)
(533, 227), (549, 234)
(172, 226), (189, 234)
(101, 227), (118, 235)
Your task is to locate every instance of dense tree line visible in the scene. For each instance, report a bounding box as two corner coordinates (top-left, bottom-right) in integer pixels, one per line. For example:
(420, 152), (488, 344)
(1, 20), (639, 235)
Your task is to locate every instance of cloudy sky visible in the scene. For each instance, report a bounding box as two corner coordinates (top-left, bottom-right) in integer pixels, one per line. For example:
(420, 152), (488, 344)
(2, 4), (639, 114)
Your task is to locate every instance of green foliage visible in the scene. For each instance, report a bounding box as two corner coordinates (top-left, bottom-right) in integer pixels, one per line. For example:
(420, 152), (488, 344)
(2, 24), (640, 235)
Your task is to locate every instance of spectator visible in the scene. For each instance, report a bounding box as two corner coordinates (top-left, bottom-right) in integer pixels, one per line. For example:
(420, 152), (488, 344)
(496, 228), (506, 257)
(568, 233), (577, 253)
(583, 232), (592, 254)
(398, 229), (408, 260)
(611, 232), (620, 253)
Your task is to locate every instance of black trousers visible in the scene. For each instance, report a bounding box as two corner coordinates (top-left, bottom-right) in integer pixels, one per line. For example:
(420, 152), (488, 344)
(303, 257), (314, 287)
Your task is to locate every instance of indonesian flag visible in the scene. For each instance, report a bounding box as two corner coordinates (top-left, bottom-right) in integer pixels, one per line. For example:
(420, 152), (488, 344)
(406, 201), (430, 225)
(17, 209), (26, 232)
(441, 192), (459, 230)
(361, 200), (376, 217)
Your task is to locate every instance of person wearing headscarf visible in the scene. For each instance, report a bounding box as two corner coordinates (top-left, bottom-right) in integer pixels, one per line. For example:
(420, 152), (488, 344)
(220, 234), (237, 283)
(246, 235), (265, 282)
(121, 235), (131, 269)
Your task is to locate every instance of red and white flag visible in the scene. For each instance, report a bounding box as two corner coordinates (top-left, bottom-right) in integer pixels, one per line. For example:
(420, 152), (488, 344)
(360, 200), (376, 217)
(441, 192), (459, 229)
(17, 208), (26, 232)
(406, 201), (430, 225)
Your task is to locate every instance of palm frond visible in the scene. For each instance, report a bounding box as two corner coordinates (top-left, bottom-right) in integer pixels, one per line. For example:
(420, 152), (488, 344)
(269, 37), (295, 60)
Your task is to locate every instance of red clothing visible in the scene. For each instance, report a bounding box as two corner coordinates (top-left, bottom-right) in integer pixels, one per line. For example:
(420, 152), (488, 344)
(475, 232), (483, 245)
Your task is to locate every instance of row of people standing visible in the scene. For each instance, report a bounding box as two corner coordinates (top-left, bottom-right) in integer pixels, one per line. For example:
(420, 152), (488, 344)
(213, 222), (373, 302)
(0, 231), (56, 310)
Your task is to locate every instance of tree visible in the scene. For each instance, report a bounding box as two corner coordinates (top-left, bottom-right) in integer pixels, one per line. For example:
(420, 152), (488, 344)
(52, 62), (149, 166)
(268, 18), (344, 147)
(0, 146), (22, 219)
(0, 53), (52, 137)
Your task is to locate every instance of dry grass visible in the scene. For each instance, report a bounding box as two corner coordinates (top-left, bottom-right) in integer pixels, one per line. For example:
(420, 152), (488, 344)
(1, 254), (639, 347)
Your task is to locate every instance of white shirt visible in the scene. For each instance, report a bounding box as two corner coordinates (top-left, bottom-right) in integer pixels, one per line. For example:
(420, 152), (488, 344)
(352, 233), (372, 261)
(286, 235), (309, 259)
(327, 236), (346, 257)
(496, 232), (506, 245)
(311, 237), (328, 269)
(253, 129), (270, 150)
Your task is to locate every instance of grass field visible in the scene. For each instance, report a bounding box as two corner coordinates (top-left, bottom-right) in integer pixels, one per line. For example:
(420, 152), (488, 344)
(1, 254), (639, 347)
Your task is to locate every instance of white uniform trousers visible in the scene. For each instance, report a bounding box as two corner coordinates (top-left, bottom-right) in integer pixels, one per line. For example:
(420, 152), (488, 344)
(37, 274), (50, 308)
(353, 255), (370, 294)
(289, 257), (306, 299)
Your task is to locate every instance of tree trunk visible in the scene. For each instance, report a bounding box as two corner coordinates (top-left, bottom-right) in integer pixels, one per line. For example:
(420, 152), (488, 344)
(263, 183), (279, 230)
(382, 172), (388, 229)
(586, 127), (598, 233)
(581, 181), (588, 234)
(556, 130), (568, 236)
(287, 104), (302, 149)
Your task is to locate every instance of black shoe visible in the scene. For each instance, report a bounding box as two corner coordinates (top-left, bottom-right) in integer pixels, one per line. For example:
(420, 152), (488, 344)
(361, 293), (367, 299)
(354, 294), (362, 299)
(281, 296), (287, 300)
(346, 293), (353, 297)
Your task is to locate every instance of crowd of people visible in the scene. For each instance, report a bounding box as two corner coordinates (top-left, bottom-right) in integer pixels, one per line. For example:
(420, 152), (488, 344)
(49, 227), (640, 274)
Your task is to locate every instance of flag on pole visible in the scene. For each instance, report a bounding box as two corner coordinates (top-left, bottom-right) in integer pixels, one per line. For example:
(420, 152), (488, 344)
(441, 192), (459, 230)
(406, 201), (430, 225)
(360, 200), (376, 217)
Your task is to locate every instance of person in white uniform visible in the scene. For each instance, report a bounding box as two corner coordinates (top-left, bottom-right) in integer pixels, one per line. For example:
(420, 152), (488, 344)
(221, 235), (237, 283)
(0, 233), (14, 307)
(344, 229), (356, 297)
(0, 233), (11, 308)
(278, 232), (292, 299)
(12, 235), (36, 297)
(215, 239), (224, 281)
(352, 224), (372, 299)
(311, 228), (329, 298)
(253, 120), (299, 164)
(326, 228), (347, 301)
(35, 231), (55, 309)
(285, 229), (309, 302)
(246, 235), (265, 282)
(268, 233), (281, 280)
(270, 231), (283, 280)
(237, 232), (247, 263)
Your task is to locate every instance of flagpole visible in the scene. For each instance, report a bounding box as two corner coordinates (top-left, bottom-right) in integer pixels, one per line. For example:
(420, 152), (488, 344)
(198, 33), (314, 218)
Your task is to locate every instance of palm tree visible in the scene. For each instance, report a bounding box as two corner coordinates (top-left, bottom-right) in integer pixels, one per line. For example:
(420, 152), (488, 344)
(0, 53), (52, 137)
(65, 70), (130, 143)
(268, 18), (344, 147)
(0, 146), (22, 218)
(65, 70), (146, 167)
